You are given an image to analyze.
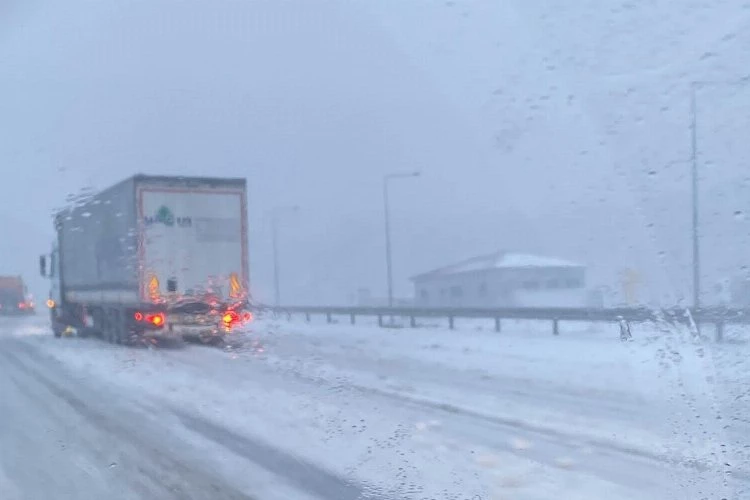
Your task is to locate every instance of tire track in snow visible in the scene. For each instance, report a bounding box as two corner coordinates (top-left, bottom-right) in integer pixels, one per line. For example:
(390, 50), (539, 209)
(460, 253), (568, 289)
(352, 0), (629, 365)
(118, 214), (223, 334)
(1, 340), (256, 500)
(171, 407), (401, 500)
(7, 336), (403, 500)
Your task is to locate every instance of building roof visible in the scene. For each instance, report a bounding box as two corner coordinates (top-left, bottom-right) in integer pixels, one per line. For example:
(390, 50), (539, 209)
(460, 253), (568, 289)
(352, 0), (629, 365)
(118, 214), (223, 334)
(411, 251), (583, 281)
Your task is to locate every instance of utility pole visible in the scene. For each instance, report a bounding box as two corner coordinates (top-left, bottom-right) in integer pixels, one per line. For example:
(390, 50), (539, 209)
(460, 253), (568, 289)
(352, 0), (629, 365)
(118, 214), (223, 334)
(383, 172), (420, 308)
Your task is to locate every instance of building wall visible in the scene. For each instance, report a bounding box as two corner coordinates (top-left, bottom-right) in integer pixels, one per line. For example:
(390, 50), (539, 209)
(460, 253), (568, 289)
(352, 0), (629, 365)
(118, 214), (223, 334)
(512, 288), (588, 307)
(414, 270), (497, 308)
(413, 267), (586, 308)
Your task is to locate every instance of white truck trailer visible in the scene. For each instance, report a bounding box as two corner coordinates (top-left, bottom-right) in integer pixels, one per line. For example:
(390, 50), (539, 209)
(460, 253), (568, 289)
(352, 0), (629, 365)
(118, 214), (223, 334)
(39, 174), (251, 343)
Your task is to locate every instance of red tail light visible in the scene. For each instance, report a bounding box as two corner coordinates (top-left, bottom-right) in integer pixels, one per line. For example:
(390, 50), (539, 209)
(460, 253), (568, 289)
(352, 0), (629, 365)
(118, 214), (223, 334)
(147, 313), (165, 326)
(18, 302), (26, 309)
(222, 311), (239, 328)
(242, 312), (253, 323)
(133, 311), (165, 327)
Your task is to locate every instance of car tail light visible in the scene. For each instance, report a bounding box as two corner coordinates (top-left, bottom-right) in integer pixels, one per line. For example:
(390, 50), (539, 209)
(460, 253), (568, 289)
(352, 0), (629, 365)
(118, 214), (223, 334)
(18, 302), (26, 309)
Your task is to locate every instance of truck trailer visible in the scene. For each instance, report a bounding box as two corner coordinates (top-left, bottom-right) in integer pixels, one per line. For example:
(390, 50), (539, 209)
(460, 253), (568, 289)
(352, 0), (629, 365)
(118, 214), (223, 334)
(39, 174), (251, 343)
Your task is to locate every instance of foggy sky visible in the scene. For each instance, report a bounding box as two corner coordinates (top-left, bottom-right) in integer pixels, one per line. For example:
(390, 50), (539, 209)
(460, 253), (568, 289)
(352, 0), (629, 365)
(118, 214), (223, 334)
(2, 1), (750, 306)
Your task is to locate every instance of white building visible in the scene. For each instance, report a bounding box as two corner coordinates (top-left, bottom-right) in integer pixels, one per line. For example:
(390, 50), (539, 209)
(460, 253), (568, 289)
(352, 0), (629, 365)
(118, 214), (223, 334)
(411, 251), (587, 308)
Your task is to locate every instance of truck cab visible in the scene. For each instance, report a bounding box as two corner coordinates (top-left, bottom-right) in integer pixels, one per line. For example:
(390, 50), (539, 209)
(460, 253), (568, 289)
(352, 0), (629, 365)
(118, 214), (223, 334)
(39, 244), (62, 325)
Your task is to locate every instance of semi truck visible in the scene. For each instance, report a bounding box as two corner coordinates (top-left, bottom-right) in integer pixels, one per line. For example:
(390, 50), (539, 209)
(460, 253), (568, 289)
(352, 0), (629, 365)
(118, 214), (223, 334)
(0, 276), (34, 315)
(39, 174), (251, 343)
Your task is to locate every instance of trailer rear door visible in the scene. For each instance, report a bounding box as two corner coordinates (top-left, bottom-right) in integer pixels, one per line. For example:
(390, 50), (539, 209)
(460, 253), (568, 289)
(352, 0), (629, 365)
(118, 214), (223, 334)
(137, 182), (248, 304)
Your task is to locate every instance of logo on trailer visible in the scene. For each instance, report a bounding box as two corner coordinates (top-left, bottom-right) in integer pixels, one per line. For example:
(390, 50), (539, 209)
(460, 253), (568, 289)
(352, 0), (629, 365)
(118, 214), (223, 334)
(144, 205), (191, 227)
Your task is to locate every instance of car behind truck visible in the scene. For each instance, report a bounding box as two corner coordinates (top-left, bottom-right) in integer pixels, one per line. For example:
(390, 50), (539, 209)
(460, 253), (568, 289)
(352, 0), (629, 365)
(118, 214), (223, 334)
(39, 174), (251, 343)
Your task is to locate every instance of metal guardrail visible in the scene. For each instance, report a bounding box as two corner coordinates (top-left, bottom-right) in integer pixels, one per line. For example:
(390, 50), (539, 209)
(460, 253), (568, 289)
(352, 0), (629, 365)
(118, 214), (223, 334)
(260, 305), (750, 341)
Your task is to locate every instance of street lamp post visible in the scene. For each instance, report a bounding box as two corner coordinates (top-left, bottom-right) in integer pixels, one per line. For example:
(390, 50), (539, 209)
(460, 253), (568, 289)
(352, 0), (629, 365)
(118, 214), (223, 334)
(383, 172), (420, 308)
(270, 205), (299, 306)
(660, 158), (697, 308)
(690, 82), (700, 311)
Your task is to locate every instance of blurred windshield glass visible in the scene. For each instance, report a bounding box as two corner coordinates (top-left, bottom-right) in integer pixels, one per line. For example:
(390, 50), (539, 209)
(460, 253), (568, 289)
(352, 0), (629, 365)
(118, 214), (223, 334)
(1, 1), (748, 499)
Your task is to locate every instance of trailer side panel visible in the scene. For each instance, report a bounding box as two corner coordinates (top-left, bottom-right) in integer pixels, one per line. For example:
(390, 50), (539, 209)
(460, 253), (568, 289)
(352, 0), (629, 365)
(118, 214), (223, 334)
(58, 178), (139, 304)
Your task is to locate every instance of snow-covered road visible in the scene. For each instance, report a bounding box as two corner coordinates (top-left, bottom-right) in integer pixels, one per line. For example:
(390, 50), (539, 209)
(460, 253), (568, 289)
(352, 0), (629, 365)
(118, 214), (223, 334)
(0, 314), (745, 499)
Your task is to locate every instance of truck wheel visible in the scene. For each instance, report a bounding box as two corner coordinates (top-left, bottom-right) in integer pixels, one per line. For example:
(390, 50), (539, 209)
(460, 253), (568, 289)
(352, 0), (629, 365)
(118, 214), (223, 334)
(101, 311), (113, 343)
(121, 331), (135, 347)
(52, 319), (65, 338)
(108, 309), (122, 344)
(112, 309), (127, 345)
(113, 322), (124, 345)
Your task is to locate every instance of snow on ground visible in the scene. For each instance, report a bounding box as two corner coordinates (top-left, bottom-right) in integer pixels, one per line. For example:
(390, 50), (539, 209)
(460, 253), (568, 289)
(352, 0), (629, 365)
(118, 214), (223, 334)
(5, 313), (743, 499)
(246, 313), (730, 458)
(248, 311), (747, 495)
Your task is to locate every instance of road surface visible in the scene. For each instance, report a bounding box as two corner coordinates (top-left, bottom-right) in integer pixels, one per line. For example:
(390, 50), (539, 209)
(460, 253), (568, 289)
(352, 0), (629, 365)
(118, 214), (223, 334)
(0, 314), (743, 499)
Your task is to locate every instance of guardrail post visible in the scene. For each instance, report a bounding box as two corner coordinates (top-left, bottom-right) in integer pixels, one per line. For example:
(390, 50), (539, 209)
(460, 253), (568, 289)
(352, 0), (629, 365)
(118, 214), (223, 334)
(716, 321), (724, 342)
(305, 312), (311, 322)
(552, 318), (559, 336)
(448, 316), (455, 330)
(326, 312), (333, 324)
(378, 314), (383, 327)
(495, 317), (501, 333)
(350, 313), (355, 325)
(410, 315), (416, 328)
